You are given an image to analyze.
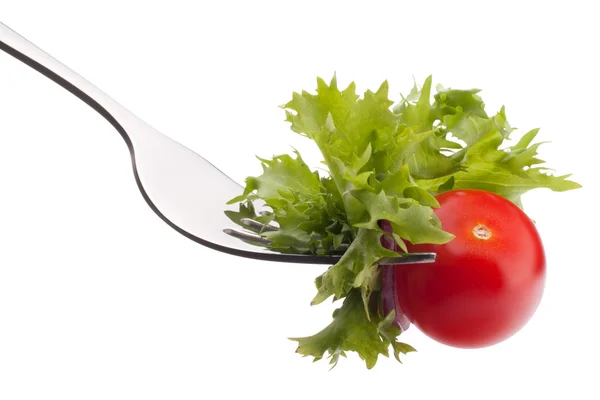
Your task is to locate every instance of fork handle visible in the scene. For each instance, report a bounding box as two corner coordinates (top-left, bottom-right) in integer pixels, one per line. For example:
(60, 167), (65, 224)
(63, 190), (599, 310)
(0, 21), (138, 148)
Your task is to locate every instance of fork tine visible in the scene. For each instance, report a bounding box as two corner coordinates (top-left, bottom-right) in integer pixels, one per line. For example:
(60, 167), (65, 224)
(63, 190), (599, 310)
(240, 218), (279, 232)
(223, 228), (272, 245)
(378, 253), (436, 265)
(224, 227), (436, 264)
(240, 219), (351, 252)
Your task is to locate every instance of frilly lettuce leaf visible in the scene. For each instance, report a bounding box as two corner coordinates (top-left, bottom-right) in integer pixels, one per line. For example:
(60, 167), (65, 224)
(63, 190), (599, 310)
(291, 289), (415, 370)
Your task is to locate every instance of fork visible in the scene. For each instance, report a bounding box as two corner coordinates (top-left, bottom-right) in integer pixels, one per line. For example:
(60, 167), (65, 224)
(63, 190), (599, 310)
(0, 22), (435, 266)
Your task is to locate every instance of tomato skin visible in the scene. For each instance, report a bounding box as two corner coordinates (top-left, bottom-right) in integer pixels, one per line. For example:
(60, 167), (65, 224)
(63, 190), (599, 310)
(396, 189), (546, 348)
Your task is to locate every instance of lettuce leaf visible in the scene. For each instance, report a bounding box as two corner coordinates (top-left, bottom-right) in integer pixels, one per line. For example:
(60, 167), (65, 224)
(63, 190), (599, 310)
(227, 75), (581, 368)
(291, 289), (415, 370)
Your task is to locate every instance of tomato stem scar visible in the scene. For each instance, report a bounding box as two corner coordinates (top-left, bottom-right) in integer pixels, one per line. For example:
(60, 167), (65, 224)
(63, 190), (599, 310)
(473, 224), (492, 240)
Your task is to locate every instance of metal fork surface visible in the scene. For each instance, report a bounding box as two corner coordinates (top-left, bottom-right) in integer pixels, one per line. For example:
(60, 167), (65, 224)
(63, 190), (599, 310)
(0, 22), (435, 266)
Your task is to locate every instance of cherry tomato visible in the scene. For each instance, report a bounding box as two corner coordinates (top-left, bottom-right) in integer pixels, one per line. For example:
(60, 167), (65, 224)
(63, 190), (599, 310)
(395, 189), (546, 348)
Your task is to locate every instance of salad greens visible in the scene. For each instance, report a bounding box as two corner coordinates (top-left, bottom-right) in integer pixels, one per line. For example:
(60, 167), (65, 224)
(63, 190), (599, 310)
(226, 75), (580, 369)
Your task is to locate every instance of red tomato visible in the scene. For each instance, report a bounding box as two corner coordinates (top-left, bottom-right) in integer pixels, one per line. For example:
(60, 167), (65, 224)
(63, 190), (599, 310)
(395, 189), (546, 348)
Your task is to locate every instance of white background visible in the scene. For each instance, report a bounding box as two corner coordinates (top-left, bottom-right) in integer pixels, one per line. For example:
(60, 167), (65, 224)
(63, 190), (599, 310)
(0, 1), (598, 399)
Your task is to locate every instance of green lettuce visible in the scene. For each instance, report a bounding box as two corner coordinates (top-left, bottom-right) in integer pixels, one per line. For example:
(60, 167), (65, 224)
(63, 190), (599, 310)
(226, 75), (580, 369)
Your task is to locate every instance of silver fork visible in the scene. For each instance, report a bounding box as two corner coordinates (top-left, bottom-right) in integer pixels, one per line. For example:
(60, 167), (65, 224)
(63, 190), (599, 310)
(0, 22), (435, 266)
